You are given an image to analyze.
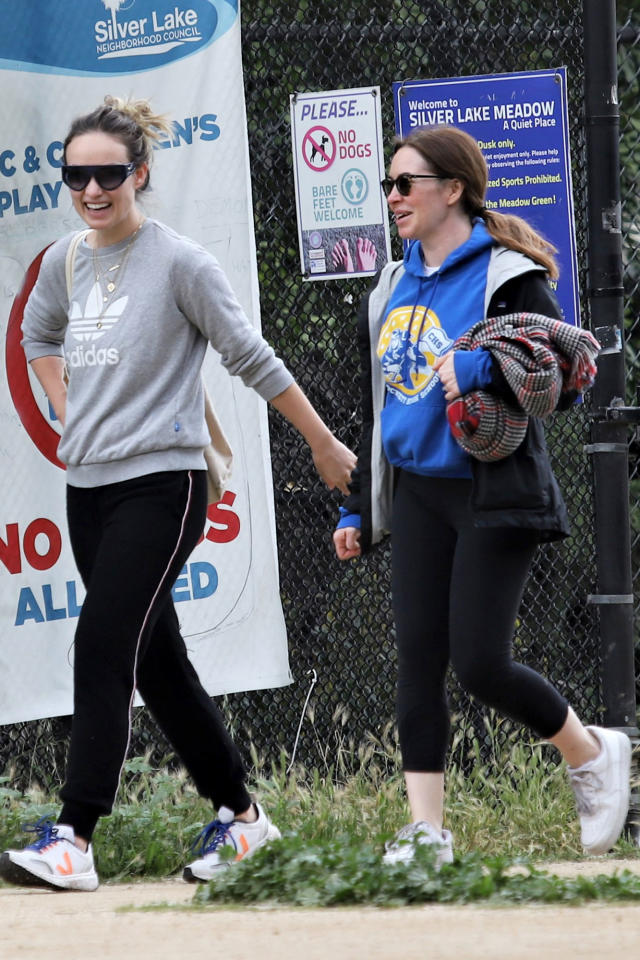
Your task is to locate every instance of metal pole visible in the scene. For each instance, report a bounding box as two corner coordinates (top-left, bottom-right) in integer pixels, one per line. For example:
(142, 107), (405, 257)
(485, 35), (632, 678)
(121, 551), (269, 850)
(582, 0), (638, 829)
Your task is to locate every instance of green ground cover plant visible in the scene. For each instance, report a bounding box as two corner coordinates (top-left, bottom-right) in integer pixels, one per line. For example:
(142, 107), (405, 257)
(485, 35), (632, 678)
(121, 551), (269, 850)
(195, 841), (640, 908)
(1, 717), (638, 904)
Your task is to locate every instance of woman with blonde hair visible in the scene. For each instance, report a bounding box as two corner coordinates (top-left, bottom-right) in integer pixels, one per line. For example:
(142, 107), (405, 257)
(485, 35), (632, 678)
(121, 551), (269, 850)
(334, 125), (630, 867)
(0, 96), (355, 891)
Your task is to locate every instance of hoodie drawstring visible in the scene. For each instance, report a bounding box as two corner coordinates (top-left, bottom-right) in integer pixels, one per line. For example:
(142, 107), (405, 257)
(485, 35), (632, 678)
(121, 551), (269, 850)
(402, 271), (441, 381)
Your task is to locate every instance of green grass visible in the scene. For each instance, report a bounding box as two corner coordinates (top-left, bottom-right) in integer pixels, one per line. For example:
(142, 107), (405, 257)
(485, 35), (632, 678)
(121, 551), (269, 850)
(1, 717), (638, 905)
(194, 840), (640, 908)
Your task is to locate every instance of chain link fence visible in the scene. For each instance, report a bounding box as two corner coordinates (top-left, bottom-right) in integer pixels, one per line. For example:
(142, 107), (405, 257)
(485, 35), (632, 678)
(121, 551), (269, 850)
(2, 1), (637, 791)
(619, 6), (640, 695)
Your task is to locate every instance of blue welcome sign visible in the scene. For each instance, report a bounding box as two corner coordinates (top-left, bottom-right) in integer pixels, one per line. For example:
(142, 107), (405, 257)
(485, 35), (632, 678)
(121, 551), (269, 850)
(0, 0), (237, 75)
(393, 69), (580, 327)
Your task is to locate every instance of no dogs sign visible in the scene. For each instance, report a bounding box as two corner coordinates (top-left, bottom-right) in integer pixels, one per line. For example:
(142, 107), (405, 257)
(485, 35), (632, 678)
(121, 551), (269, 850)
(290, 86), (391, 281)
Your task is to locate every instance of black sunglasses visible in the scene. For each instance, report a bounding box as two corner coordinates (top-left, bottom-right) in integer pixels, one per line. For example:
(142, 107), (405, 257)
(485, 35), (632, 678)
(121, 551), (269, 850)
(380, 173), (446, 197)
(61, 162), (137, 192)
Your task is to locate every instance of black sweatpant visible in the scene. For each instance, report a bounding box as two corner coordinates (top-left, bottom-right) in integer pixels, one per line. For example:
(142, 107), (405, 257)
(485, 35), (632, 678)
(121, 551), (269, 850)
(59, 470), (251, 840)
(391, 470), (569, 772)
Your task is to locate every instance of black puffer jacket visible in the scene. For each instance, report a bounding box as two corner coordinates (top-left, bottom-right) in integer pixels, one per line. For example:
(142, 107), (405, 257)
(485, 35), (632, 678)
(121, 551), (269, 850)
(344, 266), (571, 551)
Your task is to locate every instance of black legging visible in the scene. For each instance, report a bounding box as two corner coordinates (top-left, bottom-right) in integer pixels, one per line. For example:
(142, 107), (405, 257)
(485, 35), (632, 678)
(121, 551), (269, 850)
(391, 469), (569, 772)
(59, 470), (251, 840)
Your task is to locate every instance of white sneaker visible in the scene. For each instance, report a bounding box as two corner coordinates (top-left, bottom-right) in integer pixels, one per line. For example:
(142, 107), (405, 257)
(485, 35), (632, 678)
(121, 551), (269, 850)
(383, 821), (454, 869)
(0, 818), (98, 891)
(567, 725), (632, 855)
(183, 803), (281, 882)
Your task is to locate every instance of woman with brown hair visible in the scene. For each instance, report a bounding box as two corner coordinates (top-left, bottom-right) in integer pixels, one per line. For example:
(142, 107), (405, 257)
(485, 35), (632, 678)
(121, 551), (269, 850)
(0, 96), (355, 891)
(334, 125), (630, 867)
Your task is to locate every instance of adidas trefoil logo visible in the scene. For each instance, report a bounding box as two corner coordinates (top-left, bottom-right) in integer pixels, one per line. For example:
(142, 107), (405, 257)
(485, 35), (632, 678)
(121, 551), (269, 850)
(69, 281), (127, 342)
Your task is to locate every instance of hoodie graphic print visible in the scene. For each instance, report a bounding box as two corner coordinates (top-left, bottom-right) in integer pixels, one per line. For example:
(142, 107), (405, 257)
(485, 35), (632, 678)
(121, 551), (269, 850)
(378, 222), (495, 478)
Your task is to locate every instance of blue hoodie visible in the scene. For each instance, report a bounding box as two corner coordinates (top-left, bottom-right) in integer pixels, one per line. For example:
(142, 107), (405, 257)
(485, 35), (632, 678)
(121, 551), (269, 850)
(378, 221), (495, 479)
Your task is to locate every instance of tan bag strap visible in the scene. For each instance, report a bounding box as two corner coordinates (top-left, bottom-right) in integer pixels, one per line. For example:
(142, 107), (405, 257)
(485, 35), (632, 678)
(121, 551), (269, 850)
(204, 386), (232, 458)
(62, 230), (89, 385)
(64, 229), (90, 299)
(203, 384), (233, 503)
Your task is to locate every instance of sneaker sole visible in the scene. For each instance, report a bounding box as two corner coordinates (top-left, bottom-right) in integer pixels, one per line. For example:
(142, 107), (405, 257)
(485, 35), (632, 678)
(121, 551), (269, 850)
(0, 852), (99, 892)
(583, 732), (632, 855)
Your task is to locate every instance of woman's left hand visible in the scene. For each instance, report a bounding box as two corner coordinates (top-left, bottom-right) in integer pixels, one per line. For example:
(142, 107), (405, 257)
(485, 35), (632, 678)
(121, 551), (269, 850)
(433, 351), (461, 403)
(311, 435), (357, 495)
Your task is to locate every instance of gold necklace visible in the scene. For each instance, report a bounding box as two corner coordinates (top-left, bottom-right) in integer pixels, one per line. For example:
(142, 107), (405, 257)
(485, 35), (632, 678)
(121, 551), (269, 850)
(91, 218), (145, 324)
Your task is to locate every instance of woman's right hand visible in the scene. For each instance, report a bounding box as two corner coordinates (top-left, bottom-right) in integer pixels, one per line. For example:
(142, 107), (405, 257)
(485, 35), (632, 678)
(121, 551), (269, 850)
(311, 434), (357, 495)
(432, 351), (461, 403)
(333, 526), (361, 560)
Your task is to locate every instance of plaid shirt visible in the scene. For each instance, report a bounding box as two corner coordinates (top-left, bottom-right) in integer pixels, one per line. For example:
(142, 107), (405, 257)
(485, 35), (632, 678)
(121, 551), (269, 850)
(447, 313), (600, 462)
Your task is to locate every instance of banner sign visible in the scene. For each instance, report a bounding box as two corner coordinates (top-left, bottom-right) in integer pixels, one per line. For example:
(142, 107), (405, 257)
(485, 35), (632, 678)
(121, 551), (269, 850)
(0, 0), (291, 725)
(393, 69), (580, 326)
(290, 86), (391, 280)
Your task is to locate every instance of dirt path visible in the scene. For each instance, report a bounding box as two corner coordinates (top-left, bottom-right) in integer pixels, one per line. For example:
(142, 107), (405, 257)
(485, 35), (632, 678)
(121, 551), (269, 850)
(1, 859), (639, 960)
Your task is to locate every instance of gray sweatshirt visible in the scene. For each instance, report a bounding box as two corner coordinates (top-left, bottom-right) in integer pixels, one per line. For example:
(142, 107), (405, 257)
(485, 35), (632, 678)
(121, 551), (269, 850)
(22, 219), (293, 487)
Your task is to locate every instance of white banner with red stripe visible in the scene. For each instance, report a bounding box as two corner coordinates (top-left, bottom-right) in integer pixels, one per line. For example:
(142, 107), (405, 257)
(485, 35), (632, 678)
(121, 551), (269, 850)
(0, 0), (291, 725)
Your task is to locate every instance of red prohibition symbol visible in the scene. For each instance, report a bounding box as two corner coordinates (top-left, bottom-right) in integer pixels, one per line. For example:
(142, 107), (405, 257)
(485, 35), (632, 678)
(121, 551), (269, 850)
(5, 245), (65, 469)
(302, 125), (336, 171)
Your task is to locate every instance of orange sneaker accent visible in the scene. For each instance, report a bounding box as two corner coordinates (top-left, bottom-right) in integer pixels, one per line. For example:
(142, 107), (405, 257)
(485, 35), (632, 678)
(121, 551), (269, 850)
(234, 834), (250, 861)
(56, 851), (74, 876)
